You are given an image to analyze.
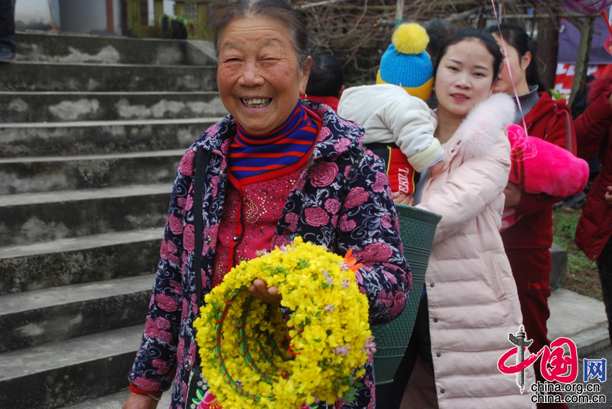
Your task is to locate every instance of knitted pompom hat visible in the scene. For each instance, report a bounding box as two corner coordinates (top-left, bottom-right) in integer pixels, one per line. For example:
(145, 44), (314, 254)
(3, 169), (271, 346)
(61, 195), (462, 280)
(376, 23), (433, 101)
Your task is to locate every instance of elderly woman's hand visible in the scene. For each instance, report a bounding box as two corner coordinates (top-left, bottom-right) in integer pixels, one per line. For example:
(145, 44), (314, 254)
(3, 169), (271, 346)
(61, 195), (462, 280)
(248, 278), (283, 304)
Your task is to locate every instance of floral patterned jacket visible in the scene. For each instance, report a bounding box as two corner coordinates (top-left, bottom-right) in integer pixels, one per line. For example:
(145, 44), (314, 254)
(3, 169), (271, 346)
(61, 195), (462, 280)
(128, 101), (411, 409)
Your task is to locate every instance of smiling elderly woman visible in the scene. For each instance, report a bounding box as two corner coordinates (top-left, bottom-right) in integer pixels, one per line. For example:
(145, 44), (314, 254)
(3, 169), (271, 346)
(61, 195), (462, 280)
(121, 1), (410, 409)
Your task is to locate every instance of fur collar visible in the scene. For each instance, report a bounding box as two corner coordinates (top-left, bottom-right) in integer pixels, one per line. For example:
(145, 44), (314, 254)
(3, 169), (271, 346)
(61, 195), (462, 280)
(448, 93), (515, 160)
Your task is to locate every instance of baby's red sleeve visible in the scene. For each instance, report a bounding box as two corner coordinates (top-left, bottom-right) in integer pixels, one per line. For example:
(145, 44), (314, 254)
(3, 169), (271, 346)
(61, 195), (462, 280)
(387, 147), (417, 195)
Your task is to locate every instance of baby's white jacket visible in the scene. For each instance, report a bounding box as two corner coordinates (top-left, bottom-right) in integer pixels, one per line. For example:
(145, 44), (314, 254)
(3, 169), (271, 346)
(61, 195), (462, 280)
(338, 84), (443, 173)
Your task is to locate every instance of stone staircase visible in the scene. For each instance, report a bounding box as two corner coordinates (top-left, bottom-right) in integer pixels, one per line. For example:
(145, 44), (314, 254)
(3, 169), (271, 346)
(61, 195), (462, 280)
(0, 31), (226, 408)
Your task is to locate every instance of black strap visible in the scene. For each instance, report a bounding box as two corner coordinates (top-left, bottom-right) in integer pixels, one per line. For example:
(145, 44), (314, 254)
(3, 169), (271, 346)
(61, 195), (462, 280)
(193, 147), (210, 308)
(343, 148), (365, 194)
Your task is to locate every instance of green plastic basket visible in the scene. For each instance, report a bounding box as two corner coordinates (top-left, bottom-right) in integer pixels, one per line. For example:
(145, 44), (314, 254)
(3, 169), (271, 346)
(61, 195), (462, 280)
(372, 203), (442, 384)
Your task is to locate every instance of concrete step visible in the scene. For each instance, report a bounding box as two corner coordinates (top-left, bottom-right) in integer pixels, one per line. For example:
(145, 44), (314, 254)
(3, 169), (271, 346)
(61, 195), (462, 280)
(0, 117), (222, 158)
(15, 31), (217, 66)
(0, 228), (163, 295)
(0, 91), (226, 123)
(548, 289), (610, 357)
(550, 242), (568, 291)
(61, 389), (132, 409)
(0, 61), (217, 92)
(0, 150), (184, 195)
(0, 274), (153, 353)
(61, 388), (172, 409)
(0, 325), (143, 408)
(0, 184), (171, 246)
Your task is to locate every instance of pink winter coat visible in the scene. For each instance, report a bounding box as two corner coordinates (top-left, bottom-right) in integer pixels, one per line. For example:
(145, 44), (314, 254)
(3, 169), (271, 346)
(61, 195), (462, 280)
(403, 94), (536, 409)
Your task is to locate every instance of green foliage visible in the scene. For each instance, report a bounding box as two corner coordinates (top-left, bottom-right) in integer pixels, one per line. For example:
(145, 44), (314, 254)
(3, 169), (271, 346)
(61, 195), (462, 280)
(552, 208), (600, 299)
(161, 14), (205, 40)
(553, 210), (577, 242)
(550, 88), (566, 101)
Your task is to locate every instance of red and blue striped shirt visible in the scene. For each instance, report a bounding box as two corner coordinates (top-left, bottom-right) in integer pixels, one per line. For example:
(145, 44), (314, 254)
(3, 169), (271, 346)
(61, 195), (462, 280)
(228, 101), (319, 185)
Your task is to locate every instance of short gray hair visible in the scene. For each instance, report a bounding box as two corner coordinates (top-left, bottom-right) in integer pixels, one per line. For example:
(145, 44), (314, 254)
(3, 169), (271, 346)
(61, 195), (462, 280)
(212, 0), (310, 71)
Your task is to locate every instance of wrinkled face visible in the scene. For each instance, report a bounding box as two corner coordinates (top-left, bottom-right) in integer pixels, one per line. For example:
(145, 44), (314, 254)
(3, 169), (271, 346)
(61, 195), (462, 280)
(217, 16), (311, 135)
(492, 34), (528, 95)
(434, 40), (495, 118)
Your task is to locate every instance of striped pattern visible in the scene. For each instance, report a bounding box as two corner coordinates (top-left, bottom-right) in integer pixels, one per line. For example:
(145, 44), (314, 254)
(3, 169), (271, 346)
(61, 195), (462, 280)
(229, 101), (318, 182)
(408, 137), (444, 173)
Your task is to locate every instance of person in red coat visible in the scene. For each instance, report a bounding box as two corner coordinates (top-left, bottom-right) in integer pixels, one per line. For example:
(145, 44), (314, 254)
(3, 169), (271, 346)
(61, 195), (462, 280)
(487, 24), (576, 409)
(575, 77), (612, 342)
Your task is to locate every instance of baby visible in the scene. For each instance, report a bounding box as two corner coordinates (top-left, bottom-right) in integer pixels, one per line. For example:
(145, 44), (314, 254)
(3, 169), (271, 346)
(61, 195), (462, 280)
(338, 23), (443, 204)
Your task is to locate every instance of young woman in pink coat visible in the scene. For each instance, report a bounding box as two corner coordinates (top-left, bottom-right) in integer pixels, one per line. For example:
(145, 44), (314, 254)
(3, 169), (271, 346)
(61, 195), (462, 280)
(377, 29), (536, 409)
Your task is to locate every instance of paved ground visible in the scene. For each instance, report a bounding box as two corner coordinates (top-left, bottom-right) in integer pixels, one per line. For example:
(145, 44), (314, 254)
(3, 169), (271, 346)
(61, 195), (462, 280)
(567, 344), (612, 409)
(535, 289), (611, 409)
(548, 289), (610, 357)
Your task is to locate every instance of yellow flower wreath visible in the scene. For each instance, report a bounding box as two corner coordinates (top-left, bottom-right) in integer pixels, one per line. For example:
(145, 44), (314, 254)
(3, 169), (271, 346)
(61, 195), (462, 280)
(193, 237), (372, 409)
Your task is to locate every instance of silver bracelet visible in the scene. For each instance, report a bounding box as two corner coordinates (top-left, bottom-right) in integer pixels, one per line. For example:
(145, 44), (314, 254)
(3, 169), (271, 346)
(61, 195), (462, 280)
(147, 394), (161, 402)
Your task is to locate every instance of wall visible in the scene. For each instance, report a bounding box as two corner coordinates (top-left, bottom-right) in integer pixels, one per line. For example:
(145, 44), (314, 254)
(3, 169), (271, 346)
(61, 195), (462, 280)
(114, 0), (122, 34)
(15, 0), (60, 30)
(15, 0), (174, 36)
(59, 0), (107, 35)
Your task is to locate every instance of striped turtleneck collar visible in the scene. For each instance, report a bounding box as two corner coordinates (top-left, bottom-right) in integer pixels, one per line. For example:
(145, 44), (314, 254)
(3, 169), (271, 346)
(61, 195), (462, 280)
(228, 100), (319, 185)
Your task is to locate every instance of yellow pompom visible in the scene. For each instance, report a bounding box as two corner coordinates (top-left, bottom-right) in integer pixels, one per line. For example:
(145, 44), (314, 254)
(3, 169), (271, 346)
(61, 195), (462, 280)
(392, 23), (429, 55)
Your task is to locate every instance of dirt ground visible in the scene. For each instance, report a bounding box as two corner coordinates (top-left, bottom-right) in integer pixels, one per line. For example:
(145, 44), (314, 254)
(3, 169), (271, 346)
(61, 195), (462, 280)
(552, 207), (602, 301)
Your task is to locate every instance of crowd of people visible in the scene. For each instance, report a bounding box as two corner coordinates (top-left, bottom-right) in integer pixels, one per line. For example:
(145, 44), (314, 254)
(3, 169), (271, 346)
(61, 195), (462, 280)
(121, 0), (612, 408)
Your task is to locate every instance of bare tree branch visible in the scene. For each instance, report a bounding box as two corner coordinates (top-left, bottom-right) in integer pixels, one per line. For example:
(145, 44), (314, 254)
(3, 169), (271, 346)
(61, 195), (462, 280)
(296, 0), (569, 85)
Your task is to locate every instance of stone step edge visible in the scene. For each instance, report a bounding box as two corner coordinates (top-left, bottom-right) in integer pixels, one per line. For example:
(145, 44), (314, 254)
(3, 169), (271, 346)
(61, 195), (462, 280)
(573, 325), (611, 358)
(8, 60), (216, 69)
(0, 117), (225, 128)
(0, 324), (144, 380)
(61, 388), (174, 409)
(0, 149), (186, 164)
(0, 227), (164, 259)
(0, 91), (220, 95)
(0, 273), (155, 316)
(0, 183), (172, 207)
(16, 29), (203, 43)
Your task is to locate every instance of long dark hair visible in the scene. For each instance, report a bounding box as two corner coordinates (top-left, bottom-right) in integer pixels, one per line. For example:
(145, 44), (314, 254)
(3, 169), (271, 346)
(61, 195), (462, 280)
(486, 24), (546, 92)
(433, 28), (503, 83)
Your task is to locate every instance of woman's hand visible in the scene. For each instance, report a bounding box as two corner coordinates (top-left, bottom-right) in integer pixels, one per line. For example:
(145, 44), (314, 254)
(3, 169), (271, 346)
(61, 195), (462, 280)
(248, 279), (282, 304)
(605, 186), (612, 205)
(392, 191), (414, 206)
(122, 393), (159, 409)
(504, 182), (522, 207)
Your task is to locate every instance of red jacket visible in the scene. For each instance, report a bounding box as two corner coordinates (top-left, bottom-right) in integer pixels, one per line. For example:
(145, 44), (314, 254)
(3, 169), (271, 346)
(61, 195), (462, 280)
(575, 87), (612, 261)
(304, 95), (340, 112)
(501, 92), (577, 250)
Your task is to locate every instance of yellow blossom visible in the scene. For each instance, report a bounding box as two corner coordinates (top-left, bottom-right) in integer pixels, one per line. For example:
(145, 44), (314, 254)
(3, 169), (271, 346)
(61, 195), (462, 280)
(193, 237), (371, 408)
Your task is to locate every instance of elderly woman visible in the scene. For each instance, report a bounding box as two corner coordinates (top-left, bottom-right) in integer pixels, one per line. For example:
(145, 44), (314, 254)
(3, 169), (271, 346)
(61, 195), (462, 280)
(122, 1), (410, 408)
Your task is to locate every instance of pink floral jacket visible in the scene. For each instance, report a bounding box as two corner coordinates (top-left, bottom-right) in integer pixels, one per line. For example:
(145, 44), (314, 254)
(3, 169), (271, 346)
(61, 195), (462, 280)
(128, 101), (411, 409)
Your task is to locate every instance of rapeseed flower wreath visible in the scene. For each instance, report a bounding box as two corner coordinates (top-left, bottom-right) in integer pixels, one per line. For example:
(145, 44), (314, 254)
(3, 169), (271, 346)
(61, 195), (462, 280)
(193, 237), (373, 409)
